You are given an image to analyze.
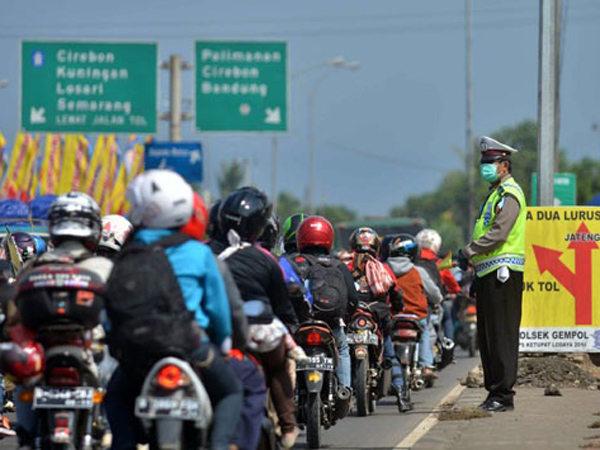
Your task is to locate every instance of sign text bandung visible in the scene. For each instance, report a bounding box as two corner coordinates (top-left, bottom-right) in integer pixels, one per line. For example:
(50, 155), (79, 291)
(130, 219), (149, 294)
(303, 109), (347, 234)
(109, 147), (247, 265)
(145, 142), (203, 184)
(21, 41), (157, 133)
(195, 41), (288, 132)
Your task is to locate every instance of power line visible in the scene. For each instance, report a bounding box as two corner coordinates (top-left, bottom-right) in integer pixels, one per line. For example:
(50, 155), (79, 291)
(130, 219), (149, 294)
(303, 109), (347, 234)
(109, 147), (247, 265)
(324, 141), (448, 173)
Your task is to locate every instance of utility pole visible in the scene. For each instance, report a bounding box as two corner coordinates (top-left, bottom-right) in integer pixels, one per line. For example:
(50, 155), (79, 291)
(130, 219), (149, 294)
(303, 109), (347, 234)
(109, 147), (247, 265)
(159, 54), (192, 142)
(537, 0), (557, 206)
(554, 0), (562, 172)
(465, 0), (475, 238)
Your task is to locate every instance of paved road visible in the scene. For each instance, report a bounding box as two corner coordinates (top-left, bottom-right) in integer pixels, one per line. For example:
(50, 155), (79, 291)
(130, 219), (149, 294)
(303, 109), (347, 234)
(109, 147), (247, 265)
(294, 349), (479, 450)
(0, 350), (479, 449)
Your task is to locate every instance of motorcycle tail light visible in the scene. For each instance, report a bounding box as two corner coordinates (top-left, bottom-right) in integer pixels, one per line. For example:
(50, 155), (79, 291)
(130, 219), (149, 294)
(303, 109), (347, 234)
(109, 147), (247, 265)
(55, 414), (69, 428)
(306, 331), (323, 346)
(48, 367), (81, 387)
(467, 305), (477, 315)
(352, 315), (374, 331)
(156, 364), (189, 390)
(395, 329), (418, 339)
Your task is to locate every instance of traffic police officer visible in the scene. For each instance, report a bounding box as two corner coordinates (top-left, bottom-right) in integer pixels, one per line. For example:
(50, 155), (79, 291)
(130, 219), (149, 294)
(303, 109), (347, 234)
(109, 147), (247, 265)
(458, 136), (527, 412)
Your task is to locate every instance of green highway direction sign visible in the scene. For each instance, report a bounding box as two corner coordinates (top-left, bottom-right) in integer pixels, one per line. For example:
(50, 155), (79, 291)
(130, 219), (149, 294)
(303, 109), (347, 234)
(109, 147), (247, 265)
(531, 172), (577, 206)
(21, 41), (157, 133)
(195, 41), (288, 132)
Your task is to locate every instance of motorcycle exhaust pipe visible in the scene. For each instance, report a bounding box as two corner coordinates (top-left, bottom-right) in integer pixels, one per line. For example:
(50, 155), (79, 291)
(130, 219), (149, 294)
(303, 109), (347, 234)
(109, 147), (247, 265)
(414, 378), (425, 390)
(336, 386), (352, 401)
(381, 358), (393, 370)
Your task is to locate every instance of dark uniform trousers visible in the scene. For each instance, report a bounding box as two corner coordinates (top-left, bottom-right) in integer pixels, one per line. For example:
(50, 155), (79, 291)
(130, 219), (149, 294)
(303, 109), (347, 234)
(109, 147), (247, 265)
(475, 269), (523, 405)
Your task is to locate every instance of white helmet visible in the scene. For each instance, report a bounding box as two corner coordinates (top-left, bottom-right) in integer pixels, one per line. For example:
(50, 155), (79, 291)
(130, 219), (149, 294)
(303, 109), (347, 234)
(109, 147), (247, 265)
(126, 170), (193, 229)
(416, 228), (442, 254)
(100, 215), (133, 252)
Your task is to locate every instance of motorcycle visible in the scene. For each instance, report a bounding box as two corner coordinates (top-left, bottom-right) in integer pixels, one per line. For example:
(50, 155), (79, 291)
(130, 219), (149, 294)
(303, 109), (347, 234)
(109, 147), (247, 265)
(12, 264), (107, 449)
(294, 320), (351, 449)
(346, 302), (384, 417)
(454, 295), (478, 357)
(389, 313), (425, 412)
(135, 356), (212, 449)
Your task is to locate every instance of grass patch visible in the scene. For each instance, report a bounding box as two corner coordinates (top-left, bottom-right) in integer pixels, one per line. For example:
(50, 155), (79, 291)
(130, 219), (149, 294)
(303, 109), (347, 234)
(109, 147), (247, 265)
(588, 421), (600, 429)
(438, 407), (492, 421)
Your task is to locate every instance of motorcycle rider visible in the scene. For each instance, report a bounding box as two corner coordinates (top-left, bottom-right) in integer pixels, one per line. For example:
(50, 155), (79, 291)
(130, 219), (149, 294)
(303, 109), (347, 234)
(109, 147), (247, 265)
(182, 192), (264, 450)
(105, 170), (242, 450)
(416, 228), (461, 341)
(384, 234), (442, 383)
(290, 216), (358, 407)
(8, 193), (112, 447)
(345, 228), (402, 409)
(209, 186), (300, 449)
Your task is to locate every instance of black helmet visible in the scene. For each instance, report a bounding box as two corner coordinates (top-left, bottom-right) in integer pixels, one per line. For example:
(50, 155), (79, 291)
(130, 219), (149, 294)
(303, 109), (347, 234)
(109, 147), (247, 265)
(207, 199), (222, 238)
(49, 192), (102, 251)
(349, 227), (381, 256)
(5, 232), (37, 263)
(258, 212), (280, 251)
(219, 187), (272, 243)
(281, 213), (308, 253)
(379, 234), (399, 262)
(389, 233), (419, 261)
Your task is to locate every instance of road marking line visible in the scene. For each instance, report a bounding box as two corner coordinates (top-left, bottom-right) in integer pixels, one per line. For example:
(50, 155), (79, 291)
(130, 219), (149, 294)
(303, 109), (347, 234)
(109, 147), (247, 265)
(394, 383), (466, 449)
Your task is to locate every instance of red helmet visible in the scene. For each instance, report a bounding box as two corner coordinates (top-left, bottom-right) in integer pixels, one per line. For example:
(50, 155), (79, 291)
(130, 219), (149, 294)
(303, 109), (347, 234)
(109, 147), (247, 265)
(0, 341), (45, 384)
(180, 193), (209, 241)
(297, 216), (335, 252)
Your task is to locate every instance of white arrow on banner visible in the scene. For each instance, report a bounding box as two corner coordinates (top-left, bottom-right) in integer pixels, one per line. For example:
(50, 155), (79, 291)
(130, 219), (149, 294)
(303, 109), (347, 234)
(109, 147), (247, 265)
(264, 107), (281, 124)
(190, 150), (201, 165)
(30, 107), (46, 124)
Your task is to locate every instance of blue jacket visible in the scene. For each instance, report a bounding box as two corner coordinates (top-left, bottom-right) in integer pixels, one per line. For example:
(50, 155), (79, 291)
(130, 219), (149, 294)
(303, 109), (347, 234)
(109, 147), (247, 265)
(134, 229), (232, 347)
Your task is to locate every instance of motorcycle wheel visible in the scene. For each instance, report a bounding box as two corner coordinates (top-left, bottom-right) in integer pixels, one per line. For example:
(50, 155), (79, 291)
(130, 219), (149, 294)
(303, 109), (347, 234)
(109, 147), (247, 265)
(306, 393), (322, 449)
(354, 357), (369, 417)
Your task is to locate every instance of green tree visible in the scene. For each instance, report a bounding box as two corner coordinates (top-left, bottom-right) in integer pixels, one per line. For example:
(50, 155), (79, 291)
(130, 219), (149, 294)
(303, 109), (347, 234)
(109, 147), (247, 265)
(276, 191), (303, 221)
(217, 160), (245, 198)
(316, 205), (357, 225)
(568, 157), (600, 204)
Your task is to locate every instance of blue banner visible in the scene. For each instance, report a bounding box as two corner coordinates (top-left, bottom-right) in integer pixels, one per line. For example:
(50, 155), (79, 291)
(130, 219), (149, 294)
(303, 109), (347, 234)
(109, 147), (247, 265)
(144, 142), (203, 183)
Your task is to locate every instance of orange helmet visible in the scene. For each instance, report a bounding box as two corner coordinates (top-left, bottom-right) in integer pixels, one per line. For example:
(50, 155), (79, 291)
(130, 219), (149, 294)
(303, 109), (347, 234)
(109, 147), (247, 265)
(180, 193), (209, 241)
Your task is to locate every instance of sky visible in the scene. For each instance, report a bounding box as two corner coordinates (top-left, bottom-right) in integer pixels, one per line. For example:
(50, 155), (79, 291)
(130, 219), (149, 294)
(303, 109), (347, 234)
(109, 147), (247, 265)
(1, 0), (599, 216)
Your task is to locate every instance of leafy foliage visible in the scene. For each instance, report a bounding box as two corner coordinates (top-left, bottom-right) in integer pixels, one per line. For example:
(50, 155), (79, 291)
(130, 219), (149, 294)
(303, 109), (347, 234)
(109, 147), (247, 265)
(217, 160), (245, 198)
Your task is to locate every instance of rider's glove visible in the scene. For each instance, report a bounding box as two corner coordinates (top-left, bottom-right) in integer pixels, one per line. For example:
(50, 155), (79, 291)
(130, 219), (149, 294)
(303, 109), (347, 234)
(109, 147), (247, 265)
(457, 249), (469, 271)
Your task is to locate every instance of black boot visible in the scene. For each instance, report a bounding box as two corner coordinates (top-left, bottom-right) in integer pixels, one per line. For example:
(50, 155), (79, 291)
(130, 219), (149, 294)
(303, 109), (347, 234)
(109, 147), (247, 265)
(393, 386), (411, 413)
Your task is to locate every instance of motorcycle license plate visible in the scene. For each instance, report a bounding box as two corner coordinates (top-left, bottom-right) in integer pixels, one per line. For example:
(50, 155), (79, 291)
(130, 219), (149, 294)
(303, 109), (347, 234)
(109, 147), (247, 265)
(33, 387), (94, 410)
(346, 332), (378, 345)
(296, 356), (334, 371)
(135, 396), (202, 420)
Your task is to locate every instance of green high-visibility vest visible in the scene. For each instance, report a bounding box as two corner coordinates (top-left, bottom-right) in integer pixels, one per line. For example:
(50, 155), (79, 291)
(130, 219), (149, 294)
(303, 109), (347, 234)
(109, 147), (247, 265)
(471, 175), (527, 278)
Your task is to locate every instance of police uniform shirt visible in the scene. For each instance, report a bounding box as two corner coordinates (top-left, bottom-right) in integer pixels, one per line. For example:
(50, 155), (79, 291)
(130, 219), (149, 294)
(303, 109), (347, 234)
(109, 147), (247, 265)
(463, 173), (522, 259)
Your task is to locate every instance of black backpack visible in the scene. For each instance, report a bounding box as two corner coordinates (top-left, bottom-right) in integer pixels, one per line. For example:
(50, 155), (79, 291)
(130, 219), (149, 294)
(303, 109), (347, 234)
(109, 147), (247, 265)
(104, 232), (201, 379)
(290, 254), (348, 324)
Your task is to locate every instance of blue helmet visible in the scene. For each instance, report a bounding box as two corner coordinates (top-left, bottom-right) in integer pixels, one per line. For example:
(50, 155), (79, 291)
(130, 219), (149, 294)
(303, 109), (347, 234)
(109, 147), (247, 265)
(31, 235), (48, 256)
